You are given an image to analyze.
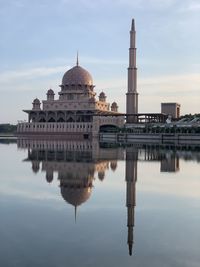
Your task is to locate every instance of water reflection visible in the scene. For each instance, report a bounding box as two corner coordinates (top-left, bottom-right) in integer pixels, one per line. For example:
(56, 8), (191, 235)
(20, 139), (122, 212)
(126, 147), (137, 255)
(17, 138), (200, 256)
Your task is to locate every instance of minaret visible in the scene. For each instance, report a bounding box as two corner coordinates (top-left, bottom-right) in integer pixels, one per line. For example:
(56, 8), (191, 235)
(125, 147), (138, 255)
(126, 19), (138, 123)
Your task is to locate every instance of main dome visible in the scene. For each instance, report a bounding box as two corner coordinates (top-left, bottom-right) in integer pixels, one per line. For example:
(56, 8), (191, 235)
(62, 65), (93, 86)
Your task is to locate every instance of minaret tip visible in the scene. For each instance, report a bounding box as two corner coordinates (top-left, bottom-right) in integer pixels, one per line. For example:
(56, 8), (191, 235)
(131, 19), (135, 31)
(76, 51), (79, 66)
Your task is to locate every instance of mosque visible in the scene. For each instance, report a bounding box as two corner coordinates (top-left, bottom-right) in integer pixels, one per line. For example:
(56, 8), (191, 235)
(17, 18), (182, 138)
(17, 56), (124, 138)
(16, 53), (124, 138)
(16, 19), (140, 137)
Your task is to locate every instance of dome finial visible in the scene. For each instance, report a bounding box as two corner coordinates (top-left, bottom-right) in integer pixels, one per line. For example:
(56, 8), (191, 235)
(76, 51), (79, 66)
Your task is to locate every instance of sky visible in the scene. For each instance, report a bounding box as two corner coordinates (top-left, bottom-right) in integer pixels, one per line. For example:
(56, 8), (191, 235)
(0, 0), (200, 123)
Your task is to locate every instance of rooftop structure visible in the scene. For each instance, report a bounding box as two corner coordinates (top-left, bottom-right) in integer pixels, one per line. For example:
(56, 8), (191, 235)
(161, 103), (181, 119)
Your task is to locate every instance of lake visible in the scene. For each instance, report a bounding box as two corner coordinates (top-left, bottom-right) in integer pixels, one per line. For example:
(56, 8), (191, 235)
(0, 137), (200, 267)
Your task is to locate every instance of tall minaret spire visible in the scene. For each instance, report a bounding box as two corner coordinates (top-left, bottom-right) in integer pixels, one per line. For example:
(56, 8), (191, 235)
(126, 18), (138, 123)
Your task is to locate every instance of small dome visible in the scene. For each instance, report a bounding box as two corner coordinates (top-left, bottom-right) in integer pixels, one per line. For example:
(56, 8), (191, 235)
(33, 98), (40, 104)
(111, 101), (118, 107)
(62, 65), (93, 86)
(47, 89), (54, 95)
(99, 91), (106, 97)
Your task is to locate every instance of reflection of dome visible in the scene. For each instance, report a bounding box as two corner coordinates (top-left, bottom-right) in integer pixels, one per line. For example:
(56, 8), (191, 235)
(60, 186), (92, 207)
(110, 161), (117, 171)
(32, 161), (40, 173)
(46, 172), (53, 183)
(98, 171), (105, 181)
(62, 65), (93, 86)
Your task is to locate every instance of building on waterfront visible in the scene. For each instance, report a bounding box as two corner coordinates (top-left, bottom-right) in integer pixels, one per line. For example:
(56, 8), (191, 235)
(161, 103), (181, 119)
(17, 55), (124, 138)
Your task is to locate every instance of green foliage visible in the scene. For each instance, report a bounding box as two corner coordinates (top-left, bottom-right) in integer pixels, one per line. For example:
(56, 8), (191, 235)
(180, 113), (200, 120)
(0, 124), (17, 133)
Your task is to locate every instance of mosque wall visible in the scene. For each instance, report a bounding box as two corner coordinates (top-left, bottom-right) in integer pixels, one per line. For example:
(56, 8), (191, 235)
(42, 100), (109, 112)
(92, 116), (124, 137)
(17, 122), (93, 134)
(17, 116), (124, 137)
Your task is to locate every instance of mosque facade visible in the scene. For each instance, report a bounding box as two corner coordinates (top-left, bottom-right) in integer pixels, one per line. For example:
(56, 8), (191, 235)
(17, 55), (124, 138)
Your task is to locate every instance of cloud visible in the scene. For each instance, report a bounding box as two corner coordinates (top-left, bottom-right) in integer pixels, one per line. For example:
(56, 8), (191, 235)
(179, 0), (200, 12)
(0, 186), (60, 201)
(140, 73), (200, 94)
(81, 56), (126, 65)
(116, 0), (177, 9)
(0, 66), (69, 84)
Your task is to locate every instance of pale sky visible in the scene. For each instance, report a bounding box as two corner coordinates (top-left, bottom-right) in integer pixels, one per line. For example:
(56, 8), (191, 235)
(0, 0), (200, 123)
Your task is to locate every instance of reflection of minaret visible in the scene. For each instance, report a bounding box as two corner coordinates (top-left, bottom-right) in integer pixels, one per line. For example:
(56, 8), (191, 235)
(126, 19), (138, 123)
(125, 147), (138, 256)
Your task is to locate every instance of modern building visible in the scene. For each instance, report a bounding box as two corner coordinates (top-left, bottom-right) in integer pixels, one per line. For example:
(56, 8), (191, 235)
(17, 55), (124, 138)
(161, 103), (181, 119)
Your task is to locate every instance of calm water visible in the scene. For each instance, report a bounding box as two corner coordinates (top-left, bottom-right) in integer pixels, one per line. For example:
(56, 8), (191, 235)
(0, 138), (200, 267)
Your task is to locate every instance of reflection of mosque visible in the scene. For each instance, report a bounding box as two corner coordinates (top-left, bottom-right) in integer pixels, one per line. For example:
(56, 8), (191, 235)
(18, 138), (184, 255)
(19, 138), (122, 215)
